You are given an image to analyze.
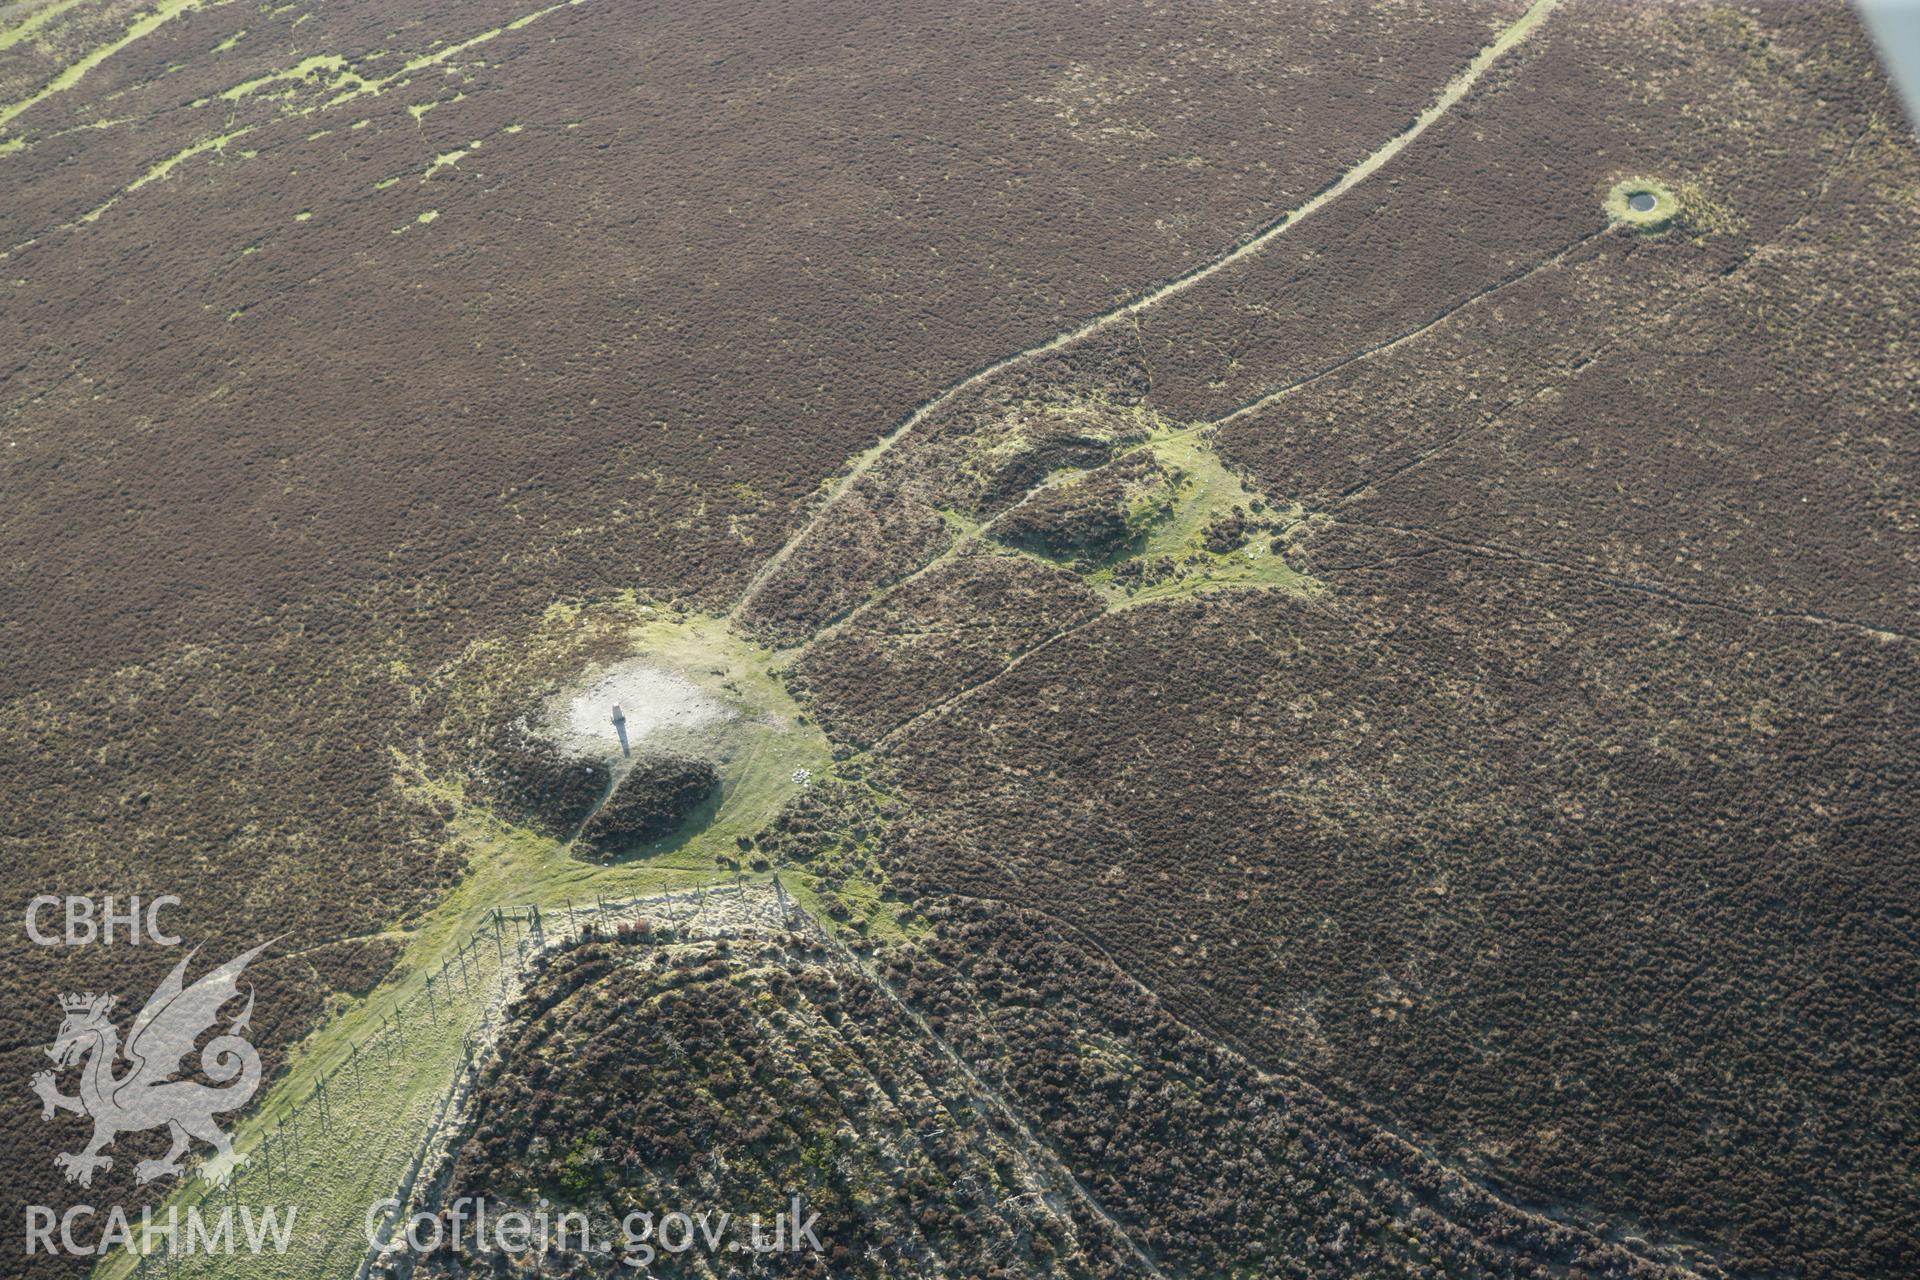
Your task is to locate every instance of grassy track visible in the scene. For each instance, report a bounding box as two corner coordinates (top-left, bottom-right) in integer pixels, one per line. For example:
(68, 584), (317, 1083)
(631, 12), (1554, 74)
(734, 0), (1561, 621)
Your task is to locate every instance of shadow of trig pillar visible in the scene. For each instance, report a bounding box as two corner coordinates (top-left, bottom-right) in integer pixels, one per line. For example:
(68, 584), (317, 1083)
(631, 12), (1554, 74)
(611, 704), (630, 757)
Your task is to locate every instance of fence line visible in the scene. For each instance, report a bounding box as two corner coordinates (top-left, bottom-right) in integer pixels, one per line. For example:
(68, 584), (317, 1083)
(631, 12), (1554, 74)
(356, 884), (755, 1279)
(129, 885), (752, 1278)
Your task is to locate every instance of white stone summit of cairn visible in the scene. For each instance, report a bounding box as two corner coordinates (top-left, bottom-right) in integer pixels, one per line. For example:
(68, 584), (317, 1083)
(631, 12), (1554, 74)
(542, 660), (733, 763)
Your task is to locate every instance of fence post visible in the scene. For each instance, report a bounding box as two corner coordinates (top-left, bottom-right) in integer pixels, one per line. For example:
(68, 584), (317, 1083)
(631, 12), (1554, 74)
(773, 873), (791, 927)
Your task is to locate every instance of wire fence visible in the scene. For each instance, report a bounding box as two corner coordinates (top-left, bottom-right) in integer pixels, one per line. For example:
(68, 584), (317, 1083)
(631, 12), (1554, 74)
(126, 877), (777, 1280)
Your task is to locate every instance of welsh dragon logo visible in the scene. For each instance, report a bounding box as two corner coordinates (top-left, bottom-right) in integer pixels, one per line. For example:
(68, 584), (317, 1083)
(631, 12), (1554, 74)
(31, 942), (267, 1188)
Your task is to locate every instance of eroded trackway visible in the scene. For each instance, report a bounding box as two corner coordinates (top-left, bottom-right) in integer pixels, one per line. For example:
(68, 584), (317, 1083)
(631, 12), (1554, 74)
(730, 0), (1562, 621)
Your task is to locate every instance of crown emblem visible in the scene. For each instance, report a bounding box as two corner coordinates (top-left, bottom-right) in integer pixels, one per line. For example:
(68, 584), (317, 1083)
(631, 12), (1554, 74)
(59, 992), (113, 1014)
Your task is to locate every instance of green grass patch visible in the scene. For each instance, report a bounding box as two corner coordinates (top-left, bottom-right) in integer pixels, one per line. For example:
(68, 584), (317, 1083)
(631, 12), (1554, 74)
(1085, 429), (1319, 605)
(98, 609), (831, 1279)
(771, 767), (929, 946)
(0, 0), (206, 135)
(970, 409), (1318, 606)
(126, 128), (251, 191)
(1604, 176), (1680, 233)
(219, 54), (351, 103)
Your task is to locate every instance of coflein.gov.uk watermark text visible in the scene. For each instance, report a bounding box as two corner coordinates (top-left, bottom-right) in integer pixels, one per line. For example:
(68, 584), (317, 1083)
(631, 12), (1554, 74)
(26, 1195), (825, 1266)
(368, 1196), (823, 1268)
